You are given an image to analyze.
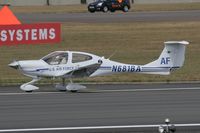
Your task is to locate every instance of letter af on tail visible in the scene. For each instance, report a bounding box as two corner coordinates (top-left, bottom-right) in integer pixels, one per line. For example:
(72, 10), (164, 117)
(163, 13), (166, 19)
(9, 41), (189, 92)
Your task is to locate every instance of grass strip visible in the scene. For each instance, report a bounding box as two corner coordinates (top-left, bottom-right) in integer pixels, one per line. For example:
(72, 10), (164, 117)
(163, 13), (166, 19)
(1, 21), (199, 85)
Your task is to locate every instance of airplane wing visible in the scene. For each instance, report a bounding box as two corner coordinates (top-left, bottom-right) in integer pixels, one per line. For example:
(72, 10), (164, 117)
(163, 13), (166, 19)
(62, 63), (102, 78)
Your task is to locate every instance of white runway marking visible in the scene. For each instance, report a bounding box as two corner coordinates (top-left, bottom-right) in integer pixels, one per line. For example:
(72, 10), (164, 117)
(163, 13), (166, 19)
(0, 87), (199, 96)
(0, 92), (62, 96)
(0, 124), (200, 132)
(96, 87), (200, 92)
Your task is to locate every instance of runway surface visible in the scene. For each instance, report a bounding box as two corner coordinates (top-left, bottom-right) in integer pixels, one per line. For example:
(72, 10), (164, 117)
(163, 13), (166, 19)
(0, 83), (200, 133)
(16, 10), (200, 23)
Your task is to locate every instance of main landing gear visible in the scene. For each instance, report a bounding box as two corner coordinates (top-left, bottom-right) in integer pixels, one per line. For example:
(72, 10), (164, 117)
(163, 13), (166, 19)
(55, 78), (86, 92)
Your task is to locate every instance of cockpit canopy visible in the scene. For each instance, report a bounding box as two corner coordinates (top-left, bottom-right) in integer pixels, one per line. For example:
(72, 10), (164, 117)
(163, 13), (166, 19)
(42, 51), (68, 65)
(72, 53), (92, 63)
(42, 51), (93, 65)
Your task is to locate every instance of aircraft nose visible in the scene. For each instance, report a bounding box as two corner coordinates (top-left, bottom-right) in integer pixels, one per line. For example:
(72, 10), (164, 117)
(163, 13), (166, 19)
(8, 61), (20, 69)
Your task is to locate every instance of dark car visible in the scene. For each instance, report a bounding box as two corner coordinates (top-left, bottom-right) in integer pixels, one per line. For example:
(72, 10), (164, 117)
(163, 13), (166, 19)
(88, 0), (131, 13)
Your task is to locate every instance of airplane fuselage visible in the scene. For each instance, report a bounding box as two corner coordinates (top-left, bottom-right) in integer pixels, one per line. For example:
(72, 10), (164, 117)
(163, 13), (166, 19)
(8, 41), (189, 92)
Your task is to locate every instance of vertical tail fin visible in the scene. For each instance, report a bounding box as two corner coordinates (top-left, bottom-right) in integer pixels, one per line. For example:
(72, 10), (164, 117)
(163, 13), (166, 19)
(144, 41), (189, 75)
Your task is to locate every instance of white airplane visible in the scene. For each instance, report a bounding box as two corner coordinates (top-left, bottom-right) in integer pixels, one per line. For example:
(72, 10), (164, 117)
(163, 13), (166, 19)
(9, 41), (189, 92)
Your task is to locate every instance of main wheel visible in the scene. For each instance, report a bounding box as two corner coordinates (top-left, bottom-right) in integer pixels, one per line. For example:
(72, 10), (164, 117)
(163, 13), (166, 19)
(71, 90), (78, 93)
(123, 5), (129, 12)
(25, 90), (33, 93)
(102, 6), (108, 13)
(59, 90), (67, 92)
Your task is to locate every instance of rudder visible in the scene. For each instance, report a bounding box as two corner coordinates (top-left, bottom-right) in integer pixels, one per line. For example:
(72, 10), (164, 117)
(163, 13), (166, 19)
(144, 41), (189, 74)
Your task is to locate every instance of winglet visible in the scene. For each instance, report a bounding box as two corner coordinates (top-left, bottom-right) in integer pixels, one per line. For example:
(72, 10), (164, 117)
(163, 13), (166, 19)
(164, 41), (189, 45)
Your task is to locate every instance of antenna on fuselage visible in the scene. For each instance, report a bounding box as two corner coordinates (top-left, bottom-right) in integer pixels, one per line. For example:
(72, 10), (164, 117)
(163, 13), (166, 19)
(108, 50), (117, 59)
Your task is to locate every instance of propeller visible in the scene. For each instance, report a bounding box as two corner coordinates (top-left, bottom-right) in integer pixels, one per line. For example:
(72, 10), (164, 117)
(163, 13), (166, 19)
(8, 59), (20, 69)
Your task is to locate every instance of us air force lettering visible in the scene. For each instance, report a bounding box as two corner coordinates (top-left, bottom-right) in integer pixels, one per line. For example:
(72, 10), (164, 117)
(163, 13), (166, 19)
(161, 57), (170, 65)
(8, 41), (189, 92)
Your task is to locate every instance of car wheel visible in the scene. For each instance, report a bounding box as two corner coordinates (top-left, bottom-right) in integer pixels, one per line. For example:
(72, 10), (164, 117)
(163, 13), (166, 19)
(123, 5), (129, 12)
(102, 6), (108, 13)
(89, 10), (95, 13)
(110, 9), (115, 13)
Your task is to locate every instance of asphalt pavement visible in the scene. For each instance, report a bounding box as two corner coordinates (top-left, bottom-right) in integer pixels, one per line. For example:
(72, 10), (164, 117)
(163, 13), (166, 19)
(16, 10), (200, 23)
(0, 83), (200, 133)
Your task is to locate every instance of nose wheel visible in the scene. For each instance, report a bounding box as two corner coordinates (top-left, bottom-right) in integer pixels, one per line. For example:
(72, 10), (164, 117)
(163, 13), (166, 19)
(20, 78), (40, 92)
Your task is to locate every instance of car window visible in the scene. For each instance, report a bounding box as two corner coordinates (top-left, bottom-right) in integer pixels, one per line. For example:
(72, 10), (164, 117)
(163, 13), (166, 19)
(72, 53), (92, 63)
